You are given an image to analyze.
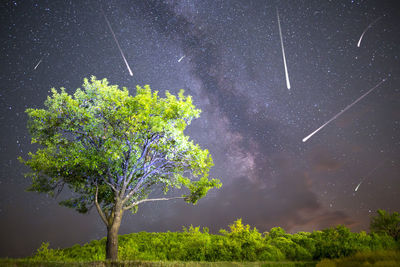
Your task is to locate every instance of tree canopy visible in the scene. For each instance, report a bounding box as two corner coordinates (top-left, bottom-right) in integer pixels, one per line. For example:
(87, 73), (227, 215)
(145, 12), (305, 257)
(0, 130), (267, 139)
(20, 77), (221, 259)
(370, 209), (400, 241)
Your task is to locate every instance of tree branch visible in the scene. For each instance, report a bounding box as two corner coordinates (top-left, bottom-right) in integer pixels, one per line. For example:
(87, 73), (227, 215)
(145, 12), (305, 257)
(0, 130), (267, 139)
(61, 128), (99, 150)
(95, 185), (109, 227)
(120, 138), (132, 198)
(122, 161), (172, 204)
(123, 196), (185, 211)
(124, 134), (160, 186)
(104, 180), (118, 193)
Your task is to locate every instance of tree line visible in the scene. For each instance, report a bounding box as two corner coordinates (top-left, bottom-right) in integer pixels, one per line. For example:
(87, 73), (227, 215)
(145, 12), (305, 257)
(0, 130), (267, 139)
(32, 211), (399, 262)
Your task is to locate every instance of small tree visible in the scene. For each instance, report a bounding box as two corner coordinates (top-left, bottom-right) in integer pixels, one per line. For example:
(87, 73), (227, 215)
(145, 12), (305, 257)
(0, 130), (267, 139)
(370, 209), (400, 241)
(20, 77), (221, 260)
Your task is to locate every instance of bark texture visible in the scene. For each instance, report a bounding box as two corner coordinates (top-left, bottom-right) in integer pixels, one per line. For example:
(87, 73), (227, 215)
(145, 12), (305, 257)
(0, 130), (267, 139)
(105, 203), (123, 260)
(106, 222), (120, 260)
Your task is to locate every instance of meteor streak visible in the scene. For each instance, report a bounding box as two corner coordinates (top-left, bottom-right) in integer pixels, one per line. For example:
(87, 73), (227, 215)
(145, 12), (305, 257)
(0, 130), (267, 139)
(302, 78), (387, 142)
(355, 160), (386, 192)
(357, 16), (382, 47)
(276, 8), (291, 90)
(34, 59), (42, 70)
(178, 55), (185, 62)
(354, 181), (363, 192)
(101, 9), (133, 76)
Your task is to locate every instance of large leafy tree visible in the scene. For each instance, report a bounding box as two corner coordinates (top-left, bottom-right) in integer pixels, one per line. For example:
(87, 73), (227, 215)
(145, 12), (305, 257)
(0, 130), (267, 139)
(20, 77), (221, 260)
(370, 209), (400, 241)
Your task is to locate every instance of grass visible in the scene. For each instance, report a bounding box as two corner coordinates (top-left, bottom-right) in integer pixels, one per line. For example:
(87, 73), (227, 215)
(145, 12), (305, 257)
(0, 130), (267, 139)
(2, 251), (400, 267)
(0, 259), (316, 267)
(316, 250), (400, 267)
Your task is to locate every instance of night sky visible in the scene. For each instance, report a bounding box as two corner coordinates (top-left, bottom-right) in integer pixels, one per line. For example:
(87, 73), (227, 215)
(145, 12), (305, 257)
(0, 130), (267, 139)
(1, 0), (399, 258)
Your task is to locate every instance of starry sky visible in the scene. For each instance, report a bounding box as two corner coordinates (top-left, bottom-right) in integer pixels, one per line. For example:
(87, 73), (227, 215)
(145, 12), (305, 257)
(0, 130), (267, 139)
(1, 0), (399, 258)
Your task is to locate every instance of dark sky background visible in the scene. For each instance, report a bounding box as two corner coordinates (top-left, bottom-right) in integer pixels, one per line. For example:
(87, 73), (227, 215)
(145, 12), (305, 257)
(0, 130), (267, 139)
(1, 0), (399, 258)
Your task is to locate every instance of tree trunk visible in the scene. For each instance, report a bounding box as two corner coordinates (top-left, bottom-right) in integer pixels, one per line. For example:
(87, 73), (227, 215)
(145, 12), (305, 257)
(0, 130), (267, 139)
(106, 211), (123, 260)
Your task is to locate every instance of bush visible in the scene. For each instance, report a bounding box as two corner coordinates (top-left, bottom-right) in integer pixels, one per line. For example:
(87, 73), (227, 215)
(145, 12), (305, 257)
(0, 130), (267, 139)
(29, 219), (399, 262)
(31, 242), (66, 261)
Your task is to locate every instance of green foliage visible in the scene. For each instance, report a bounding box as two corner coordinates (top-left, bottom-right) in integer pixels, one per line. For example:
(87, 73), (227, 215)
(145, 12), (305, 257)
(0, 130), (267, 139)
(62, 240), (105, 261)
(311, 225), (397, 260)
(218, 219), (276, 261)
(184, 177), (221, 204)
(19, 76), (220, 216)
(27, 219), (398, 263)
(370, 209), (400, 241)
(31, 242), (66, 262)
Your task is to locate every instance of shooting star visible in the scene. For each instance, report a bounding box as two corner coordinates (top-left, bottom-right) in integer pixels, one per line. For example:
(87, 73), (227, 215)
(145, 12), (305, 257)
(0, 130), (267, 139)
(354, 181), (363, 192)
(101, 9), (133, 76)
(276, 8), (291, 90)
(34, 58), (42, 70)
(178, 55), (185, 62)
(357, 16), (382, 47)
(302, 78), (387, 142)
(355, 160), (386, 192)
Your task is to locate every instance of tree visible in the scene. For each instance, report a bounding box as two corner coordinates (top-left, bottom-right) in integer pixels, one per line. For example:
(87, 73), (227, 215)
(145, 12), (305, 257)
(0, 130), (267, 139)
(19, 77), (221, 260)
(370, 209), (400, 241)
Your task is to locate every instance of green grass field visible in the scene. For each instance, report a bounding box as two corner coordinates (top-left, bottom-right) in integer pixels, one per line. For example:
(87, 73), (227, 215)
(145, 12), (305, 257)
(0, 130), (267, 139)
(0, 259), (317, 267)
(3, 250), (400, 266)
(316, 250), (400, 267)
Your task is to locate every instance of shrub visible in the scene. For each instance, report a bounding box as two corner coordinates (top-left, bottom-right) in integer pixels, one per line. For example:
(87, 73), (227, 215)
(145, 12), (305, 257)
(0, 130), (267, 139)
(29, 219), (399, 262)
